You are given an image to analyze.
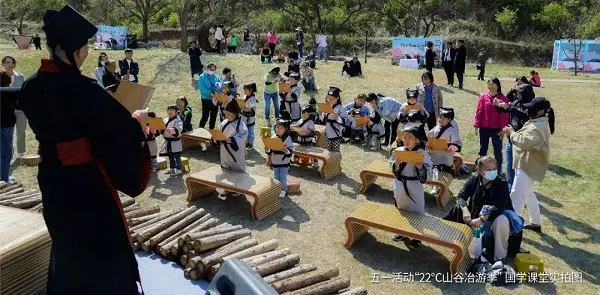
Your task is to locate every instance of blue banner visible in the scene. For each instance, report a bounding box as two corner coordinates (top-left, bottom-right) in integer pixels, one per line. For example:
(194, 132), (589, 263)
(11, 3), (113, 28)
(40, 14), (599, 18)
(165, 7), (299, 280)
(553, 39), (600, 73)
(391, 37), (444, 66)
(95, 26), (127, 50)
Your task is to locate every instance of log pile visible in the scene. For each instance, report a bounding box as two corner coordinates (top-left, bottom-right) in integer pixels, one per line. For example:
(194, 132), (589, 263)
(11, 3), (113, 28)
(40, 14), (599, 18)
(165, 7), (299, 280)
(0, 182), (43, 212)
(125, 200), (367, 294)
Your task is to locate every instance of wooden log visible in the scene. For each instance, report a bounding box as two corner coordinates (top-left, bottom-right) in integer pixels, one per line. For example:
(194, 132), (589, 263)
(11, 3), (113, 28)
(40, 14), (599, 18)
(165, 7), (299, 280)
(0, 189), (38, 201)
(185, 225), (244, 243)
(29, 202), (44, 212)
(253, 254), (300, 277)
(189, 269), (201, 280)
(214, 235), (252, 255)
(263, 264), (318, 284)
(184, 268), (192, 279)
(180, 254), (189, 266)
(132, 242), (141, 252)
(0, 193), (41, 206)
(193, 229), (252, 252)
(194, 238), (260, 278)
(208, 263), (221, 279)
(242, 248), (291, 268)
(0, 187), (25, 199)
(148, 208), (206, 247)
(136, 206), (197, 243)
(130, 210), (175, 234)
(157, 214), (214, 257)
(120, 198), (135, 208)
(140, 240), (153, 252)
(0, 183), (22, 195)
(0, 181), (6, 189)
(122, 203), (141, 213)
(220, 239), (278, 263)
(337, 287), (368, 295)
(125, 204), (161, 220)
(271, 268), (339, 293)
(129, 211), (165, 227)
(181, 221), (229, 246)
(176, 217), (219, 247)
(284, 277), (351, 295)
(11, 196), (43, 209)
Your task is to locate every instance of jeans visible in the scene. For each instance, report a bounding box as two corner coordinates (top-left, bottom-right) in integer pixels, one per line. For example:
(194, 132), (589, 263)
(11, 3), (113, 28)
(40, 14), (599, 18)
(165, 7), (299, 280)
(274, 167), (289, 192)
(151, 157), (158, 169)
(168, 154), (182, 170)
(456, 72), (464, 88)
(478, 128), (503, 174)
(199, 99), (218, 129)
(297, 43), (304, 58)
(505, 140), (514, 188)
(247, 125), (255, 147)
(264, 92), (279, 121)
(15, 110), (27, 154)
(301, 78), (315, 91)
(244, 41), (252, 54)
(383, 119), (400, 144)
(317, 46), (327, 60)
(0, 127), (14, 182)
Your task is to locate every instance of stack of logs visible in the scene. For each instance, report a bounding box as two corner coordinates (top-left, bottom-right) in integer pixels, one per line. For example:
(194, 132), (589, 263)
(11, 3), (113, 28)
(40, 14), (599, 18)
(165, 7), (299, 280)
(121, 198), (367, 295)
(0, 182), (43, 212)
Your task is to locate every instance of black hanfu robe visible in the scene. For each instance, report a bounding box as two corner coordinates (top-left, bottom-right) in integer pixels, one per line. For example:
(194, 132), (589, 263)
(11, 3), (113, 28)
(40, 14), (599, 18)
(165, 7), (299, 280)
(19, 59), (151, 295)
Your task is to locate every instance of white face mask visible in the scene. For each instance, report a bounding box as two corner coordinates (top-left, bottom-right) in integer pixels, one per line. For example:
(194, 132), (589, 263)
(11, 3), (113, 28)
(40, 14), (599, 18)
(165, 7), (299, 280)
(208, 70), (215, 75)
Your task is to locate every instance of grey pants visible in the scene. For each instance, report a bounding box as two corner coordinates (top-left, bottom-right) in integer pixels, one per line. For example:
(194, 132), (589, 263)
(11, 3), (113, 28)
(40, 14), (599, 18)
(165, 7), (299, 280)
(491, 214), (510, 259)
(14, 110), (27, 154)
(244, 41), (252, 54)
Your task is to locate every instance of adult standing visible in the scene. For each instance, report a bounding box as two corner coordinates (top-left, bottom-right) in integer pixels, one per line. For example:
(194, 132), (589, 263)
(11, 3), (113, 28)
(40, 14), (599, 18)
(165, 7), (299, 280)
(198, 62), (222, 129)
(0, 71), (19, 182)
(454, 40), (467, 89)
(214, 25), (224, 53)
(118, 48), (139, 83)
(33, 34), (42, 50)
(243, 27), (251, 55)
(19, 5), (151, 293)
(188, 41), (203, 77)
(443, 41), (455, 86)
(267, 31), (277, 60)
(264, 67), (282, 126)
(93, 52), (108, 86)
(295, 27), (305, 58)
(425, 41), (434, 72)
(415, 71), (443, 130)
(2, 56), (26, 163)
(316, 30), (327, 61)
(495, 83), (534, 188)
(102, 59), (125, 91)
(473, 78), (509, 174)
(477, 48), (487, 81)
(367, 93), (402, 146)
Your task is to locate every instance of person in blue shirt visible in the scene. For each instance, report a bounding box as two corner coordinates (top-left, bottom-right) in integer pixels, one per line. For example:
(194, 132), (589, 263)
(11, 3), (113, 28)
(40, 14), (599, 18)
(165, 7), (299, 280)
(198, 62), (222, 129)
(367, 93), (402, 146)
(415, 71), (444, 131)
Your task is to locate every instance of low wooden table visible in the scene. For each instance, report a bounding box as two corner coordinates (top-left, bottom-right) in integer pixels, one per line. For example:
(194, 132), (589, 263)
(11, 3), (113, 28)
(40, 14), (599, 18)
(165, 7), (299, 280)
(314, 125), (326, 148)
(293, 144), (342, 180)
(181, 128), (214, 150)
(186, 166), (282, 220)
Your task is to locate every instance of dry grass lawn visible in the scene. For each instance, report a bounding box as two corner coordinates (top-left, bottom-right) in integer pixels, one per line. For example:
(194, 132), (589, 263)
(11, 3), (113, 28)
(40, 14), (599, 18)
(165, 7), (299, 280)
(6, 47), (600, 295)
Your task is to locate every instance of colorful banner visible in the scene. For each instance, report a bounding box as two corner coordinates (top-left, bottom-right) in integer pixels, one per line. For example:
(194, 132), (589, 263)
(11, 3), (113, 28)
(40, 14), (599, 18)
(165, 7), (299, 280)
(12, 35), (32, 50)
(552, 39), (600, 73)
(391, 37), (444, 66)
(95, 26), (127, 50)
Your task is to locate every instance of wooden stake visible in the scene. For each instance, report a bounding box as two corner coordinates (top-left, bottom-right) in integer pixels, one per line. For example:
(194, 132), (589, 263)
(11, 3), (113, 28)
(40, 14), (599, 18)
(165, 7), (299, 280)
(148, 208), (206, 247)
(193, 229), (251, 252)
(338, 286), (368, 295)
(136, 206), (196, 243)
(185, 225), (244, 243)
(122, 203), (141, 213)
(242, 248), (291, 268)
(157, 214), (214, 257)
(285, 277), (351, 295)
(263, 264), (318, 284)
(214, 235), (252, 255)
(220, 239), (278, 263)
(0, 183), (23, 195)
(10, 195), (43, 209)
(125, 204), (161, 220)
(190, 269), (201, 280)
(29, 203), (44, 212)
(183, 242), (194, 253)
(253, 254), (300, 277)
(0, 190), (38, 202)
(130, 210), (176, 235)
(180, 254), (189, 266)
(129, 211), (170, 227)
(176, 217), (219, 247)
(120, 198), (135, 208)
(271, 268), (339, 293)
(132, 242), (141, 252)
(184, 268), (192, 279)
(195, 238), (259, 278)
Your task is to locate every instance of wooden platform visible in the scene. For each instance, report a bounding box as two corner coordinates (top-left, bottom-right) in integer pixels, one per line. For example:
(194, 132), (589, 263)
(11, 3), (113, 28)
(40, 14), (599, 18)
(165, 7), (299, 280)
(181, 128), (214, 150)
(186, 166), (282, 220)
(314, 125), (326, 148)
(293, 144), (342, 180)
(344, 202), (472, 274)
(0, 206), (51, 295)
(359, 159), (454, 207)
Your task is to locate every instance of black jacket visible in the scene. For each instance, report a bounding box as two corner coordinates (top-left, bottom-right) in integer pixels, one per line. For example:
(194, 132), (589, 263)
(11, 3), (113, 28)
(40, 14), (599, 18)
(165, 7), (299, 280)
(118, 58), (139, 82)
(497, 84), (534, 132)
(0, 87), (19, 128)
(454, 46), (466, 73)
(454, 173), (513, 223)
(243, 29), (250, 41)
(102, 71), (121, 92)
(425, 48), (434, 69)
(287, 64), (300, 75)
(188, 47), (202, 71)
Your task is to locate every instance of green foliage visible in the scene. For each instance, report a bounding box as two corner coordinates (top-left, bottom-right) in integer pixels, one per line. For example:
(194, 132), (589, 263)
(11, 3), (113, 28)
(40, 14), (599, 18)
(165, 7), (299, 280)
(533, 3), (572, 38)
(495, 7), (518, 35)
(579, 13), (600, 38)
(165, 12), (179, 29)
(2, 0), (64, 33)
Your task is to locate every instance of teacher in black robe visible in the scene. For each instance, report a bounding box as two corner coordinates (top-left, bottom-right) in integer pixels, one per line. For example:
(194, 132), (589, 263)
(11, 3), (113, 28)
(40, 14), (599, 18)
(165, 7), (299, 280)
(19, 5), (151, 294)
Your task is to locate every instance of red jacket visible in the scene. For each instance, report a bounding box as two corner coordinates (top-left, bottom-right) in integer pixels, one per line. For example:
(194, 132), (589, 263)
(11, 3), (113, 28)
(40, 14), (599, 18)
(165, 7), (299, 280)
(473, 92), (509, 130)
(530, 73), (541, 87)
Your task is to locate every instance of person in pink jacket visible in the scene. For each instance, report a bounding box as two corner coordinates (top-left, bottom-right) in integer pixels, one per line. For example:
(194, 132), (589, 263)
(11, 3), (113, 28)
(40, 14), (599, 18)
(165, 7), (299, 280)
(267, 31), (278, 60)
(473, 77), (509, 174)
(529, 70), (541, 87)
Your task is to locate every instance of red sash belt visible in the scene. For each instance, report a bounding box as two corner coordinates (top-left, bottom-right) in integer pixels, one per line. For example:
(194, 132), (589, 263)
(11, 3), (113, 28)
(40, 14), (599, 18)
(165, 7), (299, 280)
(55, 137), (93, 166)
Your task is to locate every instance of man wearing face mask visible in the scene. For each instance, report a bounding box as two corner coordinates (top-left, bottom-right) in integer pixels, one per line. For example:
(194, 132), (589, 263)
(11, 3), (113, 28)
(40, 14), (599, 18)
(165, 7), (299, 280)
(444, 156), (523, 263)
(19, 5), (151, 294)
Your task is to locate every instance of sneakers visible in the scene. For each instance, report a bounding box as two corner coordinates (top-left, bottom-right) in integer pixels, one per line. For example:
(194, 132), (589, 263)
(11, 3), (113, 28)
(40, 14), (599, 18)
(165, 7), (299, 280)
(349, 138), (355, 144)
(362, 140), (368, 146)
(173, 169), (183, 176)
(523, 224), (542, 233)
(279, 191), (287, 198)
(370, 146), (378, 151)
(312, 161), (319, 168)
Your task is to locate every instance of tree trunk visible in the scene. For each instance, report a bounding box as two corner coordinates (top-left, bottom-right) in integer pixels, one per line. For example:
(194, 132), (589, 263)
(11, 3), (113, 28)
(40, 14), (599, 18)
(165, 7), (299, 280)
(338, 286), (368, 295)
(179, 13), (189, 53)
(286, 277), (351, 295)
(196, 25), (214, 52)
(263, 264), (317, 284)
(17, 16), (24, 35)
(142, 17), (150, 41)
(270, 268), (339, 293)
(414, 0), (424, 36)
(253, 254), (300, 277)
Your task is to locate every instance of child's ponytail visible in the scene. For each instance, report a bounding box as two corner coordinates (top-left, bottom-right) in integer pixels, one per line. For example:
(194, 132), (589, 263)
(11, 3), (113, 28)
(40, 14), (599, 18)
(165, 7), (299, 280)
(547, 107), (555, 135)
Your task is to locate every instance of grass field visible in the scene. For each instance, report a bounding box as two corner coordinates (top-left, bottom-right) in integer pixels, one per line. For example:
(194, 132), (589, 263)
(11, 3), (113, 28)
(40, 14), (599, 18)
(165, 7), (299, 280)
(5, 47), (600, 295)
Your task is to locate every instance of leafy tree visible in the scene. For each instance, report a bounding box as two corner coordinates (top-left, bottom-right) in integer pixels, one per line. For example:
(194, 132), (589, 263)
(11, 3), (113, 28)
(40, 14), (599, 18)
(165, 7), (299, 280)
(495, 7), (518, 38)
(2, 0), (64, 35)
(170, 0), (194, 52)
(533, 3), (572, 38)
(579, 13), (600, 39)
(109, 0), (168, 41)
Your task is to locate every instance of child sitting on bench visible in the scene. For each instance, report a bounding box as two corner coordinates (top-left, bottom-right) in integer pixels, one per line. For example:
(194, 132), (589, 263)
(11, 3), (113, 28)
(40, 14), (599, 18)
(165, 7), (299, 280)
(293, 106), (319, 168)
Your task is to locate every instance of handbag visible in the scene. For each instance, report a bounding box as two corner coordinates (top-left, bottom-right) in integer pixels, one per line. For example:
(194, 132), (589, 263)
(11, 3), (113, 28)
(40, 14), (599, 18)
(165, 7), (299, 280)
(476, 64), (481, 70)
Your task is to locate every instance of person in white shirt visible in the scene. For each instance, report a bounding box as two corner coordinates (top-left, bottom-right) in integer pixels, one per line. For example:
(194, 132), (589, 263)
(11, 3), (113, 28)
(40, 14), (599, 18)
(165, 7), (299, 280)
(94, 52), (108, 86)
(214, 25), (224, 53)
(316, 30), (328, 61)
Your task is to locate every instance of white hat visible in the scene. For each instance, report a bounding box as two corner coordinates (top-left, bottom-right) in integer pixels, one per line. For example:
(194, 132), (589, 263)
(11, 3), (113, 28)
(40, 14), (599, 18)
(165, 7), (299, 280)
(295, 27), (302, 31)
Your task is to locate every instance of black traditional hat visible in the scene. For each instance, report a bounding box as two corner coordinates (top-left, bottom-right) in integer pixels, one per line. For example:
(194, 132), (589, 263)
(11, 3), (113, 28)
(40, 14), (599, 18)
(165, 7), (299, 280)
(406, 88), (418, 99)
(327, 87), (341, 98)
(439, 107), (455, 120)
(309, 97), (317, 105)
(523, 97), (551, 116)
(42, 5), (97, 53)
(270, 66), (281, 73)
(407, 110), (426, 123)
(277, 111), (292, 128)
(224, 98), (241, 114)
(301, 105), (314, 113)
(402, 123), (427, 142)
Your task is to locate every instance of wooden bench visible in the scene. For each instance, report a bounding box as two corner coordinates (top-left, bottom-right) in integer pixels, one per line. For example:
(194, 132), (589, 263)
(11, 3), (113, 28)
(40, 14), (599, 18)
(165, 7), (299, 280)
(186, 166), (281, 220)
(390, 146), (463, 177)
(181, 128), (214, 150)
(359, 159), (454, 207)
(293, 144), (342, 180)
(344, 202), (472, 274)
(314, 125), (326, 148)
